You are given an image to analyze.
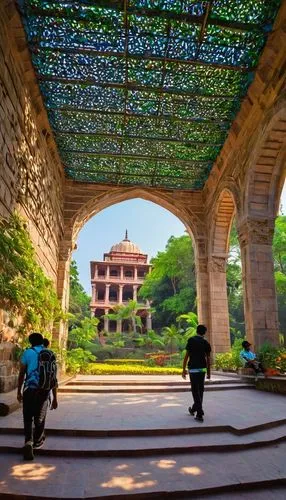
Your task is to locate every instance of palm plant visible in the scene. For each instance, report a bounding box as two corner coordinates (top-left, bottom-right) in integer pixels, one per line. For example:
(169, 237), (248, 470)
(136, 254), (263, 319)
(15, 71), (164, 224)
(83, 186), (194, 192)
(176, 311), (198, 337)
(104, 300), (142, 335)
(162, 324), (179, 355)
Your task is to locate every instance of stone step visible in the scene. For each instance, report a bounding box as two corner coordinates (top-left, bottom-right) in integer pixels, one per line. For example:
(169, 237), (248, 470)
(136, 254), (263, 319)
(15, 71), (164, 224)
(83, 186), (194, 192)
(0, 443), (286, 498)
(69, 378), (246, 386)
(0, 424), (286, 458)
(58, 383), (253, 394)
(1, 417), (285, 438)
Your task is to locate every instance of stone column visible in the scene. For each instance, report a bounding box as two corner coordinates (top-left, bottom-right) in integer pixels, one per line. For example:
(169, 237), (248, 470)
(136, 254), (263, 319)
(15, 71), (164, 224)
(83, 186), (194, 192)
(94, 265), (98, 279)
(105, 284), (110, 303)
(208, 255), (231, 354)
(133, 285), (138, 301)
(120, 266), (123, 280)
(134, 267), (138, 280)
(106, 265), (110, 279)
(238, 217), (279, 349)
(104, 309), (109, 332)
(116, 319), (122, 333)
(119, 284), (123, 304)
(146, 312), (152, 331)
(195, 239), (210, 331)
(91, 284), (97, 302)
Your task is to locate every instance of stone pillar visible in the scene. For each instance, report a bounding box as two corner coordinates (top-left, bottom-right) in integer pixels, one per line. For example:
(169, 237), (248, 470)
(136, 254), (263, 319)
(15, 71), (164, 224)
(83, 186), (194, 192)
(133, 285), (138, 301)
(91, 284), (96, 302)
(94, 265), (98, 279)
(120, 266), (123, 280)
(119, 284), (123, 304)
(105, 284), (110, 303)
(238, 217), (279, 349)
(146, 312), (152, 331)
(116, 319), (122, 333)
(195, 239), (210, 331)
(134, 267), (138, 280)
(208, 255), (231, 354)
(104, 309), (109, 333)
(106, 265), (110, 279)
(55, 250), (72, 351)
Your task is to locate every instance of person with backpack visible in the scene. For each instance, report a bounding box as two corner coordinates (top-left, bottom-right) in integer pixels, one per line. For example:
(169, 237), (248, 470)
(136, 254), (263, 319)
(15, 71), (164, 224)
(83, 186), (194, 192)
(17, 332), (58, 460)
(182, 324), (211, 422)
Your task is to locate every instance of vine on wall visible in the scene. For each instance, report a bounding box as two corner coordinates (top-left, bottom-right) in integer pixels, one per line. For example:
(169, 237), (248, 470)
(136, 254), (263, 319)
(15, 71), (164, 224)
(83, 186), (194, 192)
(0, 213), (63, 340)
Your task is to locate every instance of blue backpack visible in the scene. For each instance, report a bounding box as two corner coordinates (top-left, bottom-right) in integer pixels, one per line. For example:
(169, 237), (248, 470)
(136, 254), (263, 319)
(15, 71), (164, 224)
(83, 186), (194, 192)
(32, 348), (57, 390)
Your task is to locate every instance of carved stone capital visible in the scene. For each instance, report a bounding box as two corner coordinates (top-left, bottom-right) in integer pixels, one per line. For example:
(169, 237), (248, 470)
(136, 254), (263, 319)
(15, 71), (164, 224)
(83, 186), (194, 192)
(208, 256), (227, 273)
(237, 217), (275, 247)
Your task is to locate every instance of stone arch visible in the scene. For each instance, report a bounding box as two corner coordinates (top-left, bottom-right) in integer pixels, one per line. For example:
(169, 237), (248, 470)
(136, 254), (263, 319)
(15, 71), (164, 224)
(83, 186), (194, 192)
(56, 183), (206, 345)
(210, 188), (237, 257)
(67, 185), (202, 248)
(244, 101), (286, 220)
(206, 187), (238, 355)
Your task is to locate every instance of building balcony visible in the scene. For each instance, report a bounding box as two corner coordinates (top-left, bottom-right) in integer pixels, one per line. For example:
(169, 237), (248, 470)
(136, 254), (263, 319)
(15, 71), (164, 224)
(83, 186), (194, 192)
(90, 299), (149, 309)
(92, 275), (145, 283)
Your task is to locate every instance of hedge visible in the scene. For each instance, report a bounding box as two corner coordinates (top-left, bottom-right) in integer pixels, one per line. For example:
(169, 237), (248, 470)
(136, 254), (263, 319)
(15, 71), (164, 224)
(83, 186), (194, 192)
(102, 359), (146, 365)
(84, 363), (182, 375)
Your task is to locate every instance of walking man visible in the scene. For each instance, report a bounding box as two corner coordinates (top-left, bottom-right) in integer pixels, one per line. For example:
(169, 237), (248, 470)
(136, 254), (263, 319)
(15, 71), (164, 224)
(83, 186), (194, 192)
(182, 324), (211, 422)
(17, 332), (58, 460)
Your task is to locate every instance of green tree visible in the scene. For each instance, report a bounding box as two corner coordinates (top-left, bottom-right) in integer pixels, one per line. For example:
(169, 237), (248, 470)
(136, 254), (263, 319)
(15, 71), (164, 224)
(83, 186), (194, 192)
(226, 226), (245, 340)
(69, 260), (91, 329)
(139, 235), (196, 329)
(273, 216), (286, 338)
(162, 324), (180, 355)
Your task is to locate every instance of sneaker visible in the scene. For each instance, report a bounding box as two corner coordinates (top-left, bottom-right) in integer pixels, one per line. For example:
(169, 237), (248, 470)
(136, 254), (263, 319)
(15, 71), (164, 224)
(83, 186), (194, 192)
(23, 441), (34, 461)
(34, 440), (45, 450)
(188, 407), (195, 416)
(195, 415), (204, 422)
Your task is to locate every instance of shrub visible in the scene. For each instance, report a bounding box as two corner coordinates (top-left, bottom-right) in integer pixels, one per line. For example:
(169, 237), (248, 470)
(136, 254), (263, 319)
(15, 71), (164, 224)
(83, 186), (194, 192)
(102, 359), (146, 365)
(258, 343), (286, 374)
(66, 348), (96, 374)
(83, 363), (181, 375)
(215, 352), (237, 372)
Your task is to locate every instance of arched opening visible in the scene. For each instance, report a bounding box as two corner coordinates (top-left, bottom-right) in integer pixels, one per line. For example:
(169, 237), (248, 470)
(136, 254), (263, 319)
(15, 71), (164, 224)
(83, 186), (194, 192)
(208, 189), (240, 354)
(65, 196), (199, 368)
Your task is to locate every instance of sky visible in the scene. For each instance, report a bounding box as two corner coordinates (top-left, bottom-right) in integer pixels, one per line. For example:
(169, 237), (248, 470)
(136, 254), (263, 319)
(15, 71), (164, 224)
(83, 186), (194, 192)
(73, 183), (286, 294)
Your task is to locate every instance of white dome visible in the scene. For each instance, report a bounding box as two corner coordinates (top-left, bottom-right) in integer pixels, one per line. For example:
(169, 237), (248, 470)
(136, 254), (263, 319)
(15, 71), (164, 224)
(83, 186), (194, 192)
(110, 231), (143, 255)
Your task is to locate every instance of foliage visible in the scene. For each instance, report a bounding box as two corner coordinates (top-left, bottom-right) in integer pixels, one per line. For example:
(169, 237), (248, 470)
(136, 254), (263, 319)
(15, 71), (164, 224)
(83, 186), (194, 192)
(227, 226), (245, 339)
(139, 235), (196, 329)
(84, 363), (182, 376)
(273, 216), (286, 339)
(105, 300), (142, 334)
(0, 213), (63, 338)
(215, 338), (245, 371)
(258, 343), (286, 374)
(69, 260), (91, 329)
(66, 347), (96, 374)
(214, 352), (237, 372)
(68, 317), (99, 348)
(102, 358), (146, 365)
(177, 311), (198, 337)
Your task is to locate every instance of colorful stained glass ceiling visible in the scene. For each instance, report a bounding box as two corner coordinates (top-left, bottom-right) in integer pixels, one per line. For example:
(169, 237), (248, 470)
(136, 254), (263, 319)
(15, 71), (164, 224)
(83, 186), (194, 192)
(18, 0), (281, 190)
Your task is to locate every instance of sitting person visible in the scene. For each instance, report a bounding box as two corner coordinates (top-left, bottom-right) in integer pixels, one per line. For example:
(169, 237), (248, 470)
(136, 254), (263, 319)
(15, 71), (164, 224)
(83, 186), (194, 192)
(240, 340), (265, 376)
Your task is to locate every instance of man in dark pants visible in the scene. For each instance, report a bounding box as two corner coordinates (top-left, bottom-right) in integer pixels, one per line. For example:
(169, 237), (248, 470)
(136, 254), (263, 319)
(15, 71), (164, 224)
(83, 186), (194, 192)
(182, 325), (211, 422)
(17, 332), (58, 460)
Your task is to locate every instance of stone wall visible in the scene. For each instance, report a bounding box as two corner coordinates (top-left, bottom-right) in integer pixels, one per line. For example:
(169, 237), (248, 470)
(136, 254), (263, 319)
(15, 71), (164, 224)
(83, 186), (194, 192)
(0, 2), (64, 282)
(0, 2), (64, 391)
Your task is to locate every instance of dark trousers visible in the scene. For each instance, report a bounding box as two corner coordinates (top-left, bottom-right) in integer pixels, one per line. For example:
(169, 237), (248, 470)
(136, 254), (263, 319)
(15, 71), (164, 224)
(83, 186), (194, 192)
(245, 361), (265, 374)
(189, 372), (205, 416)
(23, 388), (49, 444)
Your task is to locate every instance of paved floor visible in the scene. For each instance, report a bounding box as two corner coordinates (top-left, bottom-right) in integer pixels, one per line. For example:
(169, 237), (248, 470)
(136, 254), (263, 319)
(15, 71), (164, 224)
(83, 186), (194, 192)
(0, 444), (285, 498)
(1, 388), (285, 432)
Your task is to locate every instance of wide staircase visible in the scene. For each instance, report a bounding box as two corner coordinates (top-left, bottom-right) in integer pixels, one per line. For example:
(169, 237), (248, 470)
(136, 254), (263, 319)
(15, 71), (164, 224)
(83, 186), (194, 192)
(0, 374), (286, 499)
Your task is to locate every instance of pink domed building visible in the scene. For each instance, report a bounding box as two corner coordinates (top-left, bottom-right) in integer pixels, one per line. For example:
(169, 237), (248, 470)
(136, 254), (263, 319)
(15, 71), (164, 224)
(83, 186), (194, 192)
(90, 231), (152, 333)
